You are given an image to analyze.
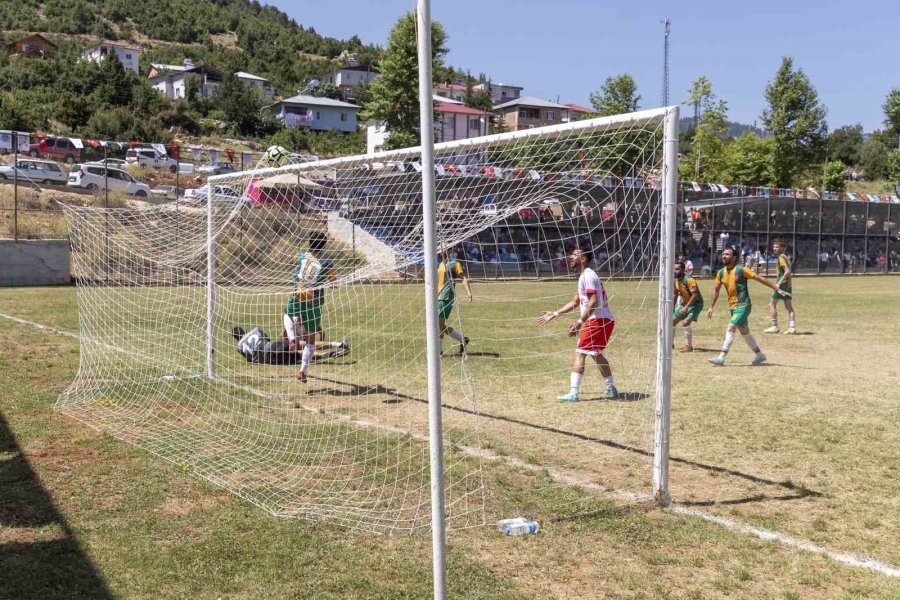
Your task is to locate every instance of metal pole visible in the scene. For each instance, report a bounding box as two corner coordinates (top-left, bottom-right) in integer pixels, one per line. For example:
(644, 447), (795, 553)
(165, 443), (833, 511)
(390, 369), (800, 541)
(13, 132), (18, 241)
(104, 144), (109, 209)
(653, 106), (678, 505)
(206, 181), (215, 377)
(817, 196), (823, 275)
(416, 1), (447, 598)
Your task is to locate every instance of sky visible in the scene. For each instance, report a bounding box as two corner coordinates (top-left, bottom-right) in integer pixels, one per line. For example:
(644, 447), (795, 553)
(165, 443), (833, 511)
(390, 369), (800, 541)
(271, 0), (898, 132)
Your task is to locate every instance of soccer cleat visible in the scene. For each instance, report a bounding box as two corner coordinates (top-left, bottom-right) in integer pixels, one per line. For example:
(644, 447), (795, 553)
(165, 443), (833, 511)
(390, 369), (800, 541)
(297, 371), (307, 383)
(556, 392), (579, 403)
(784, 328), (796, 335)
(605, 386), (619, 399)
(708, 356), (726, 366)
(460, 336), (470, 355)
(680, 345), (693, 353)
(762, 326), (779, 334)
(339, 338), (350, 350)
(751, 353), (767, 366)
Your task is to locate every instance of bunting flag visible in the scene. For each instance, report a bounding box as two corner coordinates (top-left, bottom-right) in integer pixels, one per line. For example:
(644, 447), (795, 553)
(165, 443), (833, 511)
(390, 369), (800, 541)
(224, 148), (234, 163)
(208, 149), (218, 164)
(191, 147), (202, 161)
(691, 182), (702, 192)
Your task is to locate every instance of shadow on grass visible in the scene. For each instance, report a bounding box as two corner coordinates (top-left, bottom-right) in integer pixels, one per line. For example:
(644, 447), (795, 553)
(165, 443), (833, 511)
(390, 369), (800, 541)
(311, 375), (822, 507)
(0, 411), (113, 600)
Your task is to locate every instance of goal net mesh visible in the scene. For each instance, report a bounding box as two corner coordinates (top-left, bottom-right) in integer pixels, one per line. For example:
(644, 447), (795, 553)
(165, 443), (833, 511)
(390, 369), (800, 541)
(60, 111), (668, 532)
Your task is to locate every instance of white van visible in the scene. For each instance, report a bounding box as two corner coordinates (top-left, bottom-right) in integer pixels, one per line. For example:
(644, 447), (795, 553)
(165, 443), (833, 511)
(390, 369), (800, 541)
(125, 148), (179, 173)
(68, 164), (151, 196)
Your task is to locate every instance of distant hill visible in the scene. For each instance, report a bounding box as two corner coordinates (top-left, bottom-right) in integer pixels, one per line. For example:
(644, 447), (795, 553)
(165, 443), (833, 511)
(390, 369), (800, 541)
(679, 116), (764, 139)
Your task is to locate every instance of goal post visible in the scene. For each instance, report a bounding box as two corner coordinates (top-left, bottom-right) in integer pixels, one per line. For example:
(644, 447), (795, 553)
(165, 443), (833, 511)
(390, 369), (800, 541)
(61, 104), (679, 541)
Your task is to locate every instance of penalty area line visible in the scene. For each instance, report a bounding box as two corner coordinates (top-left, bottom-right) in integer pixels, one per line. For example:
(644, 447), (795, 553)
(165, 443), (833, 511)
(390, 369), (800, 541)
(1, 311), (898, 578)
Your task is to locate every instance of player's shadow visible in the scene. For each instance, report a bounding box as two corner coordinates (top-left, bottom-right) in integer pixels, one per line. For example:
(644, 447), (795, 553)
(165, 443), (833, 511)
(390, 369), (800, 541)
(311, 375), (823, 509)
(461, 351), (501, 358)
(579, 392), (648, 403)
(0, 410), (114, 599)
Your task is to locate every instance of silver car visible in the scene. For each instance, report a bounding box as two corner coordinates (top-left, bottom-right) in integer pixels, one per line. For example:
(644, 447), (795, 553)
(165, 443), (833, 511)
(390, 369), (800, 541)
(0, 159), (68, 184)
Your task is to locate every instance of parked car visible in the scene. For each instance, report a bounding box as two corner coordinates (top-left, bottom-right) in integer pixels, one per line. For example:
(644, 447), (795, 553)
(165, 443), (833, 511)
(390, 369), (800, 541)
(149, 185), (182, 200)
(125, 148), (179, 173)
(86, 158), (129, 170)
(182, 183), (245, 204)
(196, 162), (237, 176)
(0, 159), (68, 184)
(29, 137), (82, 164)
(67, 164), (150, 196)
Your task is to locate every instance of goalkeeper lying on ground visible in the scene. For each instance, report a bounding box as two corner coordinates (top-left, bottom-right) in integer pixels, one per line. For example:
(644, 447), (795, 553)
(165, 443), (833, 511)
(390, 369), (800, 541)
(233, 326), (349, 365)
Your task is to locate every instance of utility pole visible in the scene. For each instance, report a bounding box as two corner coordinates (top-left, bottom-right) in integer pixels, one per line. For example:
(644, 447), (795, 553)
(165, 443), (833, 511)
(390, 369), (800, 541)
(661, 18), (671, 107)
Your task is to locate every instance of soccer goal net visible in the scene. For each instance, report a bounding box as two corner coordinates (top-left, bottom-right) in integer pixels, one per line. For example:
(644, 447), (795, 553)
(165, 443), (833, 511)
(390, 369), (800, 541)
(60, 107), (677, 532)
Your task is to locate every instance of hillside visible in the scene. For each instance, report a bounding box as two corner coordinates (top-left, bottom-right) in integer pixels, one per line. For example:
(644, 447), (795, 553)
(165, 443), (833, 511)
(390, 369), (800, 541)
(679, 116), (764, 139)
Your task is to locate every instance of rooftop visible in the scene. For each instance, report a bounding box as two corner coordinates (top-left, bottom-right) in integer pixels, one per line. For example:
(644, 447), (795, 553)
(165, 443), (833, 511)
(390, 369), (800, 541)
(494, 96), (569, 110)
(235, 71), (270, 82)
(275, 94), (360, 109)
(85, 40), (142, 51)
(565, 103), (596, 113)
(435, 102), (488, 116)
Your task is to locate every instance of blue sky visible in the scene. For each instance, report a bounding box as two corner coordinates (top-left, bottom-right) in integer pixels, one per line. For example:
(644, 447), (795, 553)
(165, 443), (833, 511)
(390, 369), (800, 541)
(272, 0), (897, 131)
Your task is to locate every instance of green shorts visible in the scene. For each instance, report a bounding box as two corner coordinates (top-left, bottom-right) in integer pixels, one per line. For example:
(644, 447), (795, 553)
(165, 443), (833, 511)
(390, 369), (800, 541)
(437, 299), (455, 321)
(771, 287), (792, 301)
(674, 302), (704, 322)
(729, 305), (751, 328)
(285, 301), (322, 332)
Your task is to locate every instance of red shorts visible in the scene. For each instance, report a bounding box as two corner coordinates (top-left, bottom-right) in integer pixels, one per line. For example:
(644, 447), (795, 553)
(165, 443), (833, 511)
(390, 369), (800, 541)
(576, 318), (615, 355)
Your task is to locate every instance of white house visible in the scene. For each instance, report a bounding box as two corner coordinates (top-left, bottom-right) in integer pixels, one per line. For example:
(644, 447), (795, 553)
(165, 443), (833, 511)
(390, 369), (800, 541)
(148, 60), (274, 101)
(319, 64), (380, 101)
(366, 96), (489, 154)
(149, 61), (222, 99)
(81, 41), (142, 73)
(472, 82), (524, 104)
(235, 71), (275, 102)
(267, 94), (360, 133)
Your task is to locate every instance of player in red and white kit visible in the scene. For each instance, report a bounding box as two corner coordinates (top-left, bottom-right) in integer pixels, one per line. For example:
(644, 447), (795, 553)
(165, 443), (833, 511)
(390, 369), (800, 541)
(538, 247), (618, 401)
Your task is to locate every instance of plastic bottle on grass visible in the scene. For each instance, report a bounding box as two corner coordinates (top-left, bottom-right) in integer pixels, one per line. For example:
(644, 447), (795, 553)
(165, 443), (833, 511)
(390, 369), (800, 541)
(498, 517), (539, 536)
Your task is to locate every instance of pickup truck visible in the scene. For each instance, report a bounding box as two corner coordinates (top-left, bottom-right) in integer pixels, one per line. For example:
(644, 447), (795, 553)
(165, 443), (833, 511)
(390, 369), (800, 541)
(125, 148), (179, 173)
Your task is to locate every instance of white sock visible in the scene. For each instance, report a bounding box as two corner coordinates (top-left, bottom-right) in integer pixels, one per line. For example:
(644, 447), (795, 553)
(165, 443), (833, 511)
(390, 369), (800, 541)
(570, 372), (583, 395)
(283, 314), (296, 343)
(683, 325), (693, 347)
(722, 330), (735, 353)
(329, 341), (342, 348)
(742, 333), (761, 354)
(301, 344), (314, 373)
(448, 330), (464, 343)
(789, 319), (795, 329)
(604, 375), (615, 388)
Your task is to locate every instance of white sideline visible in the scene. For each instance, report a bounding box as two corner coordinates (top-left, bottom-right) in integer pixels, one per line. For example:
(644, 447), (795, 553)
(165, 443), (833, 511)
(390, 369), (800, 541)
(2, 310), (898, 579)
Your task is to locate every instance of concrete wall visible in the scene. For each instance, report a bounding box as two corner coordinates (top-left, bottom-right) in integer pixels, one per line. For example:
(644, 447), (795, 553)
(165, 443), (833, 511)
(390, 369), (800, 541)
(0, 240), (71, 286)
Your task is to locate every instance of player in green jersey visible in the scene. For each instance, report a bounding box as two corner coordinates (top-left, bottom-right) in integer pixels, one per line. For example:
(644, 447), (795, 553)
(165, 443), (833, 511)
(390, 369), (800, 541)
(707, 247), (790, 367)
(437, 249), (473, 355)
(763, 239), (797, 335)
(673, 261), (703, 352)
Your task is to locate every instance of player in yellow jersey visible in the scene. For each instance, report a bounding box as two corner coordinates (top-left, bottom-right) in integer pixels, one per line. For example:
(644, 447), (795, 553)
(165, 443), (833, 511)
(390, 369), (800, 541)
(707, 247), (790, 366)
(437, 248), (473, 355)
(763, 239), (797, 334)
(673, 261), (703, 352)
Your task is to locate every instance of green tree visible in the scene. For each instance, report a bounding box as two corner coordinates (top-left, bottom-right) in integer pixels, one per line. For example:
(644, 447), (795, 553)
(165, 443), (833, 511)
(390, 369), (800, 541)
(886, 149), (900, 186)
(760, 57), (828, 187)
(821, 160), (846, 192)
(719, 132), (775, 186)
(92, 52), (133, 108)
(680, 76), (728, 180)
(314, 82), (343, 101)
(213, 72), (263, 136)
(464, 78), (494, 113)
(860, 138), (890, 180)
(362, 12), (448, 150)
(55, 91), (93, 131)
(826, 124), (863, 166)
(589, 74), (640, 116)
(884, 89), (900, 148)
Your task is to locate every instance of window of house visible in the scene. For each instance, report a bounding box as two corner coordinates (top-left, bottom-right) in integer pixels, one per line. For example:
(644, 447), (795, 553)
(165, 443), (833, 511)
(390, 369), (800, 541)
(125, 53), (132, 60)
(316, 111), (321, 120)
(468, 118), (479, 130)
(340, 113), (348, 122)
(547, 111), (555, 120)
(518, 108), (540, 119)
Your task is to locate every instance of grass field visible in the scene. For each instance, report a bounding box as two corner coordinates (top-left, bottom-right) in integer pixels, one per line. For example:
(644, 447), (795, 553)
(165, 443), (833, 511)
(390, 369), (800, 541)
(1, 275), (899, 599)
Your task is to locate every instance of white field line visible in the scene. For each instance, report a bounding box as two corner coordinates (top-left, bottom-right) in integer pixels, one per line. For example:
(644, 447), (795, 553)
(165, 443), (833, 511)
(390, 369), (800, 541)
(2, 311), (898, 578)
